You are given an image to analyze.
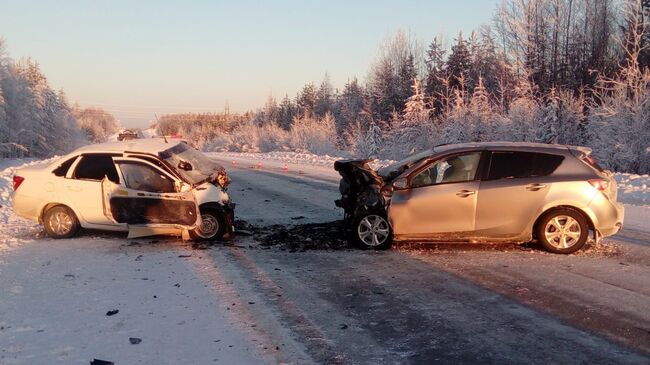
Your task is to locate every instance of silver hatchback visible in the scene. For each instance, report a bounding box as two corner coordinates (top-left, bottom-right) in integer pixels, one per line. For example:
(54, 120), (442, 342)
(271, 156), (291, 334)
(334, 142), (624, 254)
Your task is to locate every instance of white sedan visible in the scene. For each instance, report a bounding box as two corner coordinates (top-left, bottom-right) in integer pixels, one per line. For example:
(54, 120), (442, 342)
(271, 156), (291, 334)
(12, 139), (234, 241)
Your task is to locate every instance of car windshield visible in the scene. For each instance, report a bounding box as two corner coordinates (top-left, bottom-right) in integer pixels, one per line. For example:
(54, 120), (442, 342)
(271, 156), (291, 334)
(378, 148), (435, 180)
(159, 143), (224, 185)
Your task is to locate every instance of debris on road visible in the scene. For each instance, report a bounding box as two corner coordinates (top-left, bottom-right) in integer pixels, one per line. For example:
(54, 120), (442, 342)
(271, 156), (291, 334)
(259, 220), (349, 251)
(90, 359), (114, 365)
(129, 337), (142, 345)
(105, 309), (119, 316)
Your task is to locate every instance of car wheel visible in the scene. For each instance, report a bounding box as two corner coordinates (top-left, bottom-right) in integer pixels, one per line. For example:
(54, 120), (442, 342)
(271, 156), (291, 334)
(351, 213), (392, 250)
(43, 205), (80, 239)
(536, 209), (588, 254)
(189, 208), (225, 241)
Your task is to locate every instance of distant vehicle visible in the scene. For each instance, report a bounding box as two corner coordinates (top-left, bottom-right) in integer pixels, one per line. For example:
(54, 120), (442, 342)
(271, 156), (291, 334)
(335, 142), (624, 254)
(117, 129), (141, 141)
(12, 139), (233, 241)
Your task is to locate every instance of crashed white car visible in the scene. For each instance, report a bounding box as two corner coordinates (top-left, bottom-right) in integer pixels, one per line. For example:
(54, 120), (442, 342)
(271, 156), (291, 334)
(12, 139), (234, 240)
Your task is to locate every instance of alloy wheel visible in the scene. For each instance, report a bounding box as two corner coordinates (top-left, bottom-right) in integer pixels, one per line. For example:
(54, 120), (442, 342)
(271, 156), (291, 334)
(544, 215), (582, 249)
(357, 215), (390, 247)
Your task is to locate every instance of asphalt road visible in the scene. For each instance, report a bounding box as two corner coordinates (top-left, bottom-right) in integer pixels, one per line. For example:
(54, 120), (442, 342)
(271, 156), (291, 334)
(210, 159), (650, 364)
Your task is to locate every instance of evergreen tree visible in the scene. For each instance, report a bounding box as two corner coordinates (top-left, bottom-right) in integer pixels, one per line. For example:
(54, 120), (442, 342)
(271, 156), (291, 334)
(446, 32), (472, 92)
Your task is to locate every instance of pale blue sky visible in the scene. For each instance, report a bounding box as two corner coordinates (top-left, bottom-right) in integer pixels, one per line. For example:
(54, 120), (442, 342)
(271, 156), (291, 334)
(0, 0), (500, 127)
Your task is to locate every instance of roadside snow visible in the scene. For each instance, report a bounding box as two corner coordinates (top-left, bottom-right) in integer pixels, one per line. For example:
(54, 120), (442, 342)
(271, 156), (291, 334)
(614, 172), (650, 205)
(0, 158), (58, 251)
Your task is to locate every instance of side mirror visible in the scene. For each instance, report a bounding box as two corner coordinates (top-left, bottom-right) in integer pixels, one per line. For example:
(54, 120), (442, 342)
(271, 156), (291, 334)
(392, 177), (408, 190)
(177, 160), (193, 171)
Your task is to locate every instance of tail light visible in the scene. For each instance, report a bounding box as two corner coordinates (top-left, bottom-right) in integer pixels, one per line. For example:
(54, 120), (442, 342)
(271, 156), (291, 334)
(588, 179), (610, 191)
(13, 175), (25, 190)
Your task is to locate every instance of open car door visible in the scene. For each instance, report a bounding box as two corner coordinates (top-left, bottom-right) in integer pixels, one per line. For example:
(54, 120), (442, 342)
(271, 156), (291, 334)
(102, 157), (200, 238)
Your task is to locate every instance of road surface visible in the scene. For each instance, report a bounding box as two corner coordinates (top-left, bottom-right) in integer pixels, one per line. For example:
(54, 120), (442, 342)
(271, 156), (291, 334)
(1, 155), (649, 364)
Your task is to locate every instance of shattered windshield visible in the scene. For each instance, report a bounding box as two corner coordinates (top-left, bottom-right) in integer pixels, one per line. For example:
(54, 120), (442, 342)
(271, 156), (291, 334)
(159, 143), (224, 185)
(378, 148), (435, 180)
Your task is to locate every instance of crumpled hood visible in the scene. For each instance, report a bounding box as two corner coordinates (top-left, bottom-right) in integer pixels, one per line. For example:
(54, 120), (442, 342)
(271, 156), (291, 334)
(333, 159), (386, 212)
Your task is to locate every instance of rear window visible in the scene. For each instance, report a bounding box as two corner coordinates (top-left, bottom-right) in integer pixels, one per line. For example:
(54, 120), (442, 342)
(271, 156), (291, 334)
(487, 152), (564, 180)
(73, 155), (120, 183)
(52, 156), (77, 177)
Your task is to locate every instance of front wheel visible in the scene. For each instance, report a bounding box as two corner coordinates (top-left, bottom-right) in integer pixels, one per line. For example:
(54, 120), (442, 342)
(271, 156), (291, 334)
(189, 209), (225, 241)
(536, 209), (589, 254)
(351, 213), (392, 250)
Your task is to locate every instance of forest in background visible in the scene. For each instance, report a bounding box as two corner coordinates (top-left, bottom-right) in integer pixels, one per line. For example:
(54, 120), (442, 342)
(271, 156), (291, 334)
(156, 0), (650, 174)
(1, 0), (649, 173)
(0, 40), (118, 157)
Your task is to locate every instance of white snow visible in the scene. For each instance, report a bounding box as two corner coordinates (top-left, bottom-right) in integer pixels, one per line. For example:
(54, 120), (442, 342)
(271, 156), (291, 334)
(614, 172), (650, 205)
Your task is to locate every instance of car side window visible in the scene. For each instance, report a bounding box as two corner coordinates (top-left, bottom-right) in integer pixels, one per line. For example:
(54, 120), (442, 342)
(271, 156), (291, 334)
(488, 152), (564, 180)
(118, 162), (175, 193)
(410, 152), (481, 188)
(73, 155), (120, 183)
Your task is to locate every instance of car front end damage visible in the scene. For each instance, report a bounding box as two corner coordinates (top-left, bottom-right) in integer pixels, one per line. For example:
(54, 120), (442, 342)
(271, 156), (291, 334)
(334, 159), (390, 232)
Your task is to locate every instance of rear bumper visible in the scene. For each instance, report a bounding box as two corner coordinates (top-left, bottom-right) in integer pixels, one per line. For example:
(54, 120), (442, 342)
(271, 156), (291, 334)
(589, 195), (624, 237)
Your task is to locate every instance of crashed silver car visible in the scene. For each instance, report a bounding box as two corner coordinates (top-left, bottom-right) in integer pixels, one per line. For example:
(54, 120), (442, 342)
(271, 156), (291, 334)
(334, 142), (624, 254)
(12, 139), (234, 241)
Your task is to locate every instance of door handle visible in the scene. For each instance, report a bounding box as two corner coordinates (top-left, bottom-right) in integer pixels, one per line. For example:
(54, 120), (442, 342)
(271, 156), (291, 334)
(66, 185), (82, 192)
(456, 189), (476, 198)
(526, 183), (547, 191)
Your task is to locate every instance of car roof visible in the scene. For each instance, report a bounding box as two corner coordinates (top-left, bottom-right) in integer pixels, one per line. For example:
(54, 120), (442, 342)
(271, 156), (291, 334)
(433, 141), (590, 154)
(71, 138), (183, 155)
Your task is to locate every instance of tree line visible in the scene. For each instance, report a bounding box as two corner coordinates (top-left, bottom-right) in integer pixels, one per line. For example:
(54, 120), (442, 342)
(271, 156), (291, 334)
(212, 0), (648, 174)
(0, 39), (119, 157)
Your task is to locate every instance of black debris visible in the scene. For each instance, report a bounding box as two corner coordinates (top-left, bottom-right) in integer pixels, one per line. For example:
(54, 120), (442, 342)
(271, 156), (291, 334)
(106, 309), (119, 316)
(90, 359), (114, 365)
(340, 324), (348, 330)
(248, 301), (255, 304)
(178, 254), (192, 258)
(64, 274), (75, 279)
(260, 220), (349, 251)
(174, 283), (181, 287)
(129, 337), (142, 345)
(264, 199), (271, 202)
(290, 216), (305, 220)
(135, 255), (143, 261)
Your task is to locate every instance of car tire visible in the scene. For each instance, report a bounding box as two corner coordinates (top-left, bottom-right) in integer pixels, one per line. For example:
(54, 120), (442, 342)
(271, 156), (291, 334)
(536, 208), (589, 254)
(189, 208), (225, 242)
(43, 205), (80, 239)
(351, 212), (393, 250)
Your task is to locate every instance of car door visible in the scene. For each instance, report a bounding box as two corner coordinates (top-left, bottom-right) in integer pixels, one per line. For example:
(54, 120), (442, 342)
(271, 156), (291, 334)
(102, 158), (199, 229)
(388, 151), (484, 240)
(65, 154), (121, 225)
(474, 150), (564, 238)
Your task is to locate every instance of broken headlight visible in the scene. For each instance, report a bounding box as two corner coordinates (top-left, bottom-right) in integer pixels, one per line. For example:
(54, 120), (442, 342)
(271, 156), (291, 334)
(215, 170), (230, 190)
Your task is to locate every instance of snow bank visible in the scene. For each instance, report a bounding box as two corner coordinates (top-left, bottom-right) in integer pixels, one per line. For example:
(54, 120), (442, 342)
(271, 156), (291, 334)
(208, 151), (394, 172)
(614, 173), (650, 205)
(0, 158), (57, 251)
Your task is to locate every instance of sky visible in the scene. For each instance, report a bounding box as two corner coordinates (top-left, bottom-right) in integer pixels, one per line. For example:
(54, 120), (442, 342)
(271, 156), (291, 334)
(0, 0), (500, 128)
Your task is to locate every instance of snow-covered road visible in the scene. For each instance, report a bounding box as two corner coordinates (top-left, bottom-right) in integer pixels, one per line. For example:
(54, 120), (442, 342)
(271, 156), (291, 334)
(1, 153), (650, 364)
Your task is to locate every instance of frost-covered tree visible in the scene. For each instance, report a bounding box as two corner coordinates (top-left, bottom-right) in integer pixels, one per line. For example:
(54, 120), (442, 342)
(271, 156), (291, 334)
(73, 105), (119, 143)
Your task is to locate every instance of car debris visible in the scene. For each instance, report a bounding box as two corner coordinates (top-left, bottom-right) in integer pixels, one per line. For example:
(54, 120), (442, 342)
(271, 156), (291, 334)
(90, 359), (114, 365)
(129, 337), (142, 345)
(105, 309), (119, 316)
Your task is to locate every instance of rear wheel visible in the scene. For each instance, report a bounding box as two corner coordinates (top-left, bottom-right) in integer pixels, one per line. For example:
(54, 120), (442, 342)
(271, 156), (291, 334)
(43, 206), (80, 239)
(536, 209), (588, 254)
(189, 208), (225, 241)
(351, 213), (392, 250)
